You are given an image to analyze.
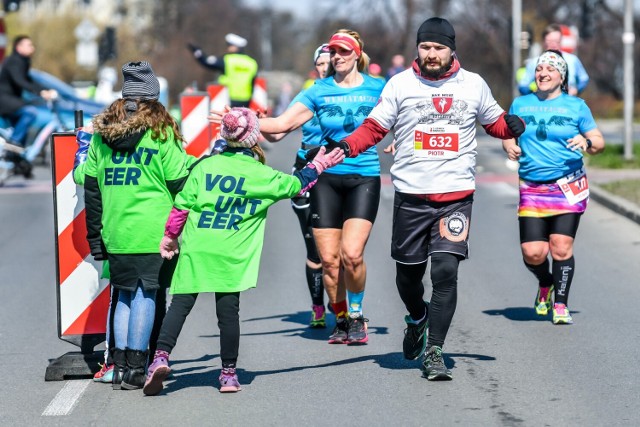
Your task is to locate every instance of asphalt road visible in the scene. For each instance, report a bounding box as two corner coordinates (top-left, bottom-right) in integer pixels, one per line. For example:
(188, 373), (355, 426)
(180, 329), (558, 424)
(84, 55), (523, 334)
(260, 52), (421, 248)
(1, 131), (640, 426)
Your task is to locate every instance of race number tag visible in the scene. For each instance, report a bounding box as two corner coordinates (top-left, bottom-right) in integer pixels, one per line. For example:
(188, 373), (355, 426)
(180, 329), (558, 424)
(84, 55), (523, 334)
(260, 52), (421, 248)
(557, 168), (589, 205)
(413, 124), (459, 159)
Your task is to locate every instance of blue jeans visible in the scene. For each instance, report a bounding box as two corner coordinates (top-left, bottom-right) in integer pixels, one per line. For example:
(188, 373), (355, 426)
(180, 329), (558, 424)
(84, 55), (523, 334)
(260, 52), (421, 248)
(7, 105), (38, 146)
(113, 283), (156, 351)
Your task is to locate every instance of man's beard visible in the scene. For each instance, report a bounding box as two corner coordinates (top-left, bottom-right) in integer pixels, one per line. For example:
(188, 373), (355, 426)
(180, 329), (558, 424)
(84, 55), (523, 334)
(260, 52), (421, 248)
(420, 56), (453, 79)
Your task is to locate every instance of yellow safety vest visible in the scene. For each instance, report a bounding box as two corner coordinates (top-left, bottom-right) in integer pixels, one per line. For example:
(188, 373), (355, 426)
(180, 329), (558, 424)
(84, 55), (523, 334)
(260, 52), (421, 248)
(218, 53), (258, 102)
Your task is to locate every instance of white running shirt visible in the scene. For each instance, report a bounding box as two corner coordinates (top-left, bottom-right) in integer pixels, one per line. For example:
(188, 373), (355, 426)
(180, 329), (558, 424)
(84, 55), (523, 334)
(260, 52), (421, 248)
(369, 67), (505, 194)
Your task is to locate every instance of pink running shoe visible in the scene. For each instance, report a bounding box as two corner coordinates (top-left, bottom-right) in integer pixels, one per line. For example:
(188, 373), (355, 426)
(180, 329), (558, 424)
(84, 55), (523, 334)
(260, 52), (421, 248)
(93, 363), (114, 383)
(143, 351), (171, 396)
(310, 304), (326, 328)
(219, 368), (242, 393)
(552, 303), (573, 325)
(534, 285), (554, 316)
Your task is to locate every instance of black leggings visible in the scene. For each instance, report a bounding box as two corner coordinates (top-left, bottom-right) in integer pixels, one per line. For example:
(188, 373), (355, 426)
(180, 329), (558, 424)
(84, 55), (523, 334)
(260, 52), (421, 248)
(290, 194), (321, 264)
(396, 252), (461, 348)
(157, 292), (240, 367)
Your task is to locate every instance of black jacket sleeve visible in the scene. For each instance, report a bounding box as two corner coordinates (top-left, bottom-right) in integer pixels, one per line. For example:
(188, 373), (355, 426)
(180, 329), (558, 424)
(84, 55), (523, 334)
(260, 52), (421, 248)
(84, 175), (107, 260)
(194, 53), (225, 72)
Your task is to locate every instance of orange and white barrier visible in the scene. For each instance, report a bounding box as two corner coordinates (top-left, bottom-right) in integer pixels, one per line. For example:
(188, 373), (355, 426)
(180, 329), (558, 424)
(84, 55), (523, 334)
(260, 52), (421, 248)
(180, 91), (212, 158)
(51, 133), (110, 339)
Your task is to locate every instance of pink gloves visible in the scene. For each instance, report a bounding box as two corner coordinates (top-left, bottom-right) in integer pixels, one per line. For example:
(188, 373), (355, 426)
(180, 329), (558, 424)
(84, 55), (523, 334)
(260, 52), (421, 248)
(310, 146), (346, 175)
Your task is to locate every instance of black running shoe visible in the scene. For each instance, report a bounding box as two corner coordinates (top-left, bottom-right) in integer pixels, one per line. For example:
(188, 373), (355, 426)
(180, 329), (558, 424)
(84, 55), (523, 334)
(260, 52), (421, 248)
(421, 346), (452, 381)
(347, 313), (368, 344)
(403, 312), (429, 360)
(328, 318), (349, 344)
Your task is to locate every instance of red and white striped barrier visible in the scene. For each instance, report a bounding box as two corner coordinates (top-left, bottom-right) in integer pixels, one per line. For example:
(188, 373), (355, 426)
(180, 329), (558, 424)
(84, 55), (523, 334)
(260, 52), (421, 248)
(51, 133), (110, 339)
(207, 85), (230, 148)
(181, 80), (270, 157)
(46, 132), (110, 381)
(180, 91), (212, 158)
(249, 77), (268, 113)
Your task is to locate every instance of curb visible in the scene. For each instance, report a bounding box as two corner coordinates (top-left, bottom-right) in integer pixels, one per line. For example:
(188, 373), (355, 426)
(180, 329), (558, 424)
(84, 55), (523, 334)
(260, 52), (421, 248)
(590, 184), (640, 225)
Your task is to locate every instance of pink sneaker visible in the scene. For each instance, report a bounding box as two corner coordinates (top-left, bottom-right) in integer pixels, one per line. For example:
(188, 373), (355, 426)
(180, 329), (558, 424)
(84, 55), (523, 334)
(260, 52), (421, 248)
(93, 363), (114, 383)
(552, 303), (573, 325)
(219, 368), (242, 393)
(143, 351), (171, 396)
(534, 285), (554, 316)
(310, 304), (326, 328)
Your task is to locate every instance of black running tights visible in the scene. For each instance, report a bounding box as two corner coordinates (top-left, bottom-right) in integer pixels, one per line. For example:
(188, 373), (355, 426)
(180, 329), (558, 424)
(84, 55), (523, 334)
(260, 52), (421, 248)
(156, 292), (240, 367)
(396, 252), (460, 348)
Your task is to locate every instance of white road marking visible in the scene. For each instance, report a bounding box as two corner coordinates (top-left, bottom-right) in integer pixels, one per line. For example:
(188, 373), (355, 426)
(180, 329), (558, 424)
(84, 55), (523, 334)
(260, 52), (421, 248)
(42, 380), (90, 417)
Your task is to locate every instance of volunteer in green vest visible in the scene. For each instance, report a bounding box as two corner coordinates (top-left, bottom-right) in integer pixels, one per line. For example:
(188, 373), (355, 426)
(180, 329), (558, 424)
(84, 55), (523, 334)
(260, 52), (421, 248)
(188, 33), (258, 108)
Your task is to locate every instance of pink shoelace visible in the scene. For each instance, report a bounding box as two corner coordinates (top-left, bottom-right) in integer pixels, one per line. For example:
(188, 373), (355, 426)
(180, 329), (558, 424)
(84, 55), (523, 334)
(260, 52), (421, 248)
(554, 303), (568, 315)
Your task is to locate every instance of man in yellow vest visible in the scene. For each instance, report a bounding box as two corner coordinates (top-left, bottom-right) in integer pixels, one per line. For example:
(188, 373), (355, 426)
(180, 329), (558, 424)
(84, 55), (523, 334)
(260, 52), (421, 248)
(188, 33), (259, 108)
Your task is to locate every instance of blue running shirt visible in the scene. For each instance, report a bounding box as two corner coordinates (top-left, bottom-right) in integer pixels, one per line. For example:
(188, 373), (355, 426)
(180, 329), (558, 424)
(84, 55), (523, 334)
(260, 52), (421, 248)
(509, 93), (597, 182)
(290, 90), (323, 164)
(299, 73), (385, 176)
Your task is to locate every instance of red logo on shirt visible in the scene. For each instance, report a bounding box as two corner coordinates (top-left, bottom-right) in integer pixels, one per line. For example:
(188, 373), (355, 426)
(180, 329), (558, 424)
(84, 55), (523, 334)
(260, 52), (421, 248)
(432, 96), (453, 114)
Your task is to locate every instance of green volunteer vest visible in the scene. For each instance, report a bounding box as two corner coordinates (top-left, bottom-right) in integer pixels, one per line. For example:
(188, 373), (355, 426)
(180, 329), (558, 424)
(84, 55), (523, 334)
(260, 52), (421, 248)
(219, 53), (258, 102)
(170, 152), (302, 294)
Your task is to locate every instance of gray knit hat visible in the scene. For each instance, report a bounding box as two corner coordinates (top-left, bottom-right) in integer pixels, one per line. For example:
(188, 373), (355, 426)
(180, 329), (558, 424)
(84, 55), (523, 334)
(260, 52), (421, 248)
(121, 61), (160, 100)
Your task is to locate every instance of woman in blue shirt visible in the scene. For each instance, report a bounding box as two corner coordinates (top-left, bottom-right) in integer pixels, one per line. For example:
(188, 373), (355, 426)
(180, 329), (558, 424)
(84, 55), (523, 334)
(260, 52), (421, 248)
(256, 29), (385, 344)
(503, 50), (604, 325)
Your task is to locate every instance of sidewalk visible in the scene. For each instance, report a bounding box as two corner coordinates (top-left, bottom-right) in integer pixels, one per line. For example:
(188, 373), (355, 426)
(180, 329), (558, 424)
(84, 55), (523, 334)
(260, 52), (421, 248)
(597, 119), (640, 144)
(586, 118), (640, 224)
(588, 167), (640, 225)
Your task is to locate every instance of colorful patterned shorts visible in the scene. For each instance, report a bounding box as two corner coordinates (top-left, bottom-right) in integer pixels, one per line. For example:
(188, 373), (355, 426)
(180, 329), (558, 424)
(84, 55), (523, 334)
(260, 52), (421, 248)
(518, 177), (588, 218)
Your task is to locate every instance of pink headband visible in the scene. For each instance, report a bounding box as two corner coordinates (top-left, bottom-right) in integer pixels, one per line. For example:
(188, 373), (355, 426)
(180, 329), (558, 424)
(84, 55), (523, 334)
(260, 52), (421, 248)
(327, 33), (361, 56)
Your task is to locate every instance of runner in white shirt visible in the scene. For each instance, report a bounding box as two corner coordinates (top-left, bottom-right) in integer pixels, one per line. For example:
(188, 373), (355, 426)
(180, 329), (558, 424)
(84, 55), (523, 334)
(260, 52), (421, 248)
(310, 17), (526, 381)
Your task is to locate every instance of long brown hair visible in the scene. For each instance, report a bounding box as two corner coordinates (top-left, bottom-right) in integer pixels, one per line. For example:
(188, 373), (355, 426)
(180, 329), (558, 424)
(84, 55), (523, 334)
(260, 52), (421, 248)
(326, 29), (370, 77)
(98, 98), (185, 143)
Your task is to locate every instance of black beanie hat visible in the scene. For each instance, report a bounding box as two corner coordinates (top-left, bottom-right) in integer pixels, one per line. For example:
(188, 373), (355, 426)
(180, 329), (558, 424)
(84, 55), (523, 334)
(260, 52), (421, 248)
(416, 17), (456, 51)
(121, 61), (160, 100)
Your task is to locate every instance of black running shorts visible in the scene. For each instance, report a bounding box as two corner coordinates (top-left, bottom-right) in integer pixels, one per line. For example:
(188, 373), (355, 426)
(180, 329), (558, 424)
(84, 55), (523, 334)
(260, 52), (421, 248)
(309, 173), (380, 229)
(391, 192), (474, 264)
(518, 213), (582, 243)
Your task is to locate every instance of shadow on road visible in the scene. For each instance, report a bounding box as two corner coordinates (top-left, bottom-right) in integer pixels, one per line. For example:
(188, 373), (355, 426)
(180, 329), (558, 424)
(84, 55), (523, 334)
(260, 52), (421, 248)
(483, 307), (580, 321)
(200, 311), (389, 342)
(159, 350), (496, 394)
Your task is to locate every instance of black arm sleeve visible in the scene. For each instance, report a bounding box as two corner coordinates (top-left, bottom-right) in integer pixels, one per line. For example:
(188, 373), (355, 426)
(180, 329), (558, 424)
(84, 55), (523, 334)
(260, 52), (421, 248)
(195, 54), (225, 72)
(84, 175), (107, 260)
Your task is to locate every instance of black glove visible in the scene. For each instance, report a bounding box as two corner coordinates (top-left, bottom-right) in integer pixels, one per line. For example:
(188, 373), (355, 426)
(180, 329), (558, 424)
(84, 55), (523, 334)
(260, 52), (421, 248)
(304, 137), (350, 161)
(187, 43), (203, 58)
(88, 238), (108, 261)
(504, 114), (525, 137)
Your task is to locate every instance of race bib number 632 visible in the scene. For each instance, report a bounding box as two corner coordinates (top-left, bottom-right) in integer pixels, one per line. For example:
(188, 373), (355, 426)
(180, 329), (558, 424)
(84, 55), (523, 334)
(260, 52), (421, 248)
(413, 124), (460, 159)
